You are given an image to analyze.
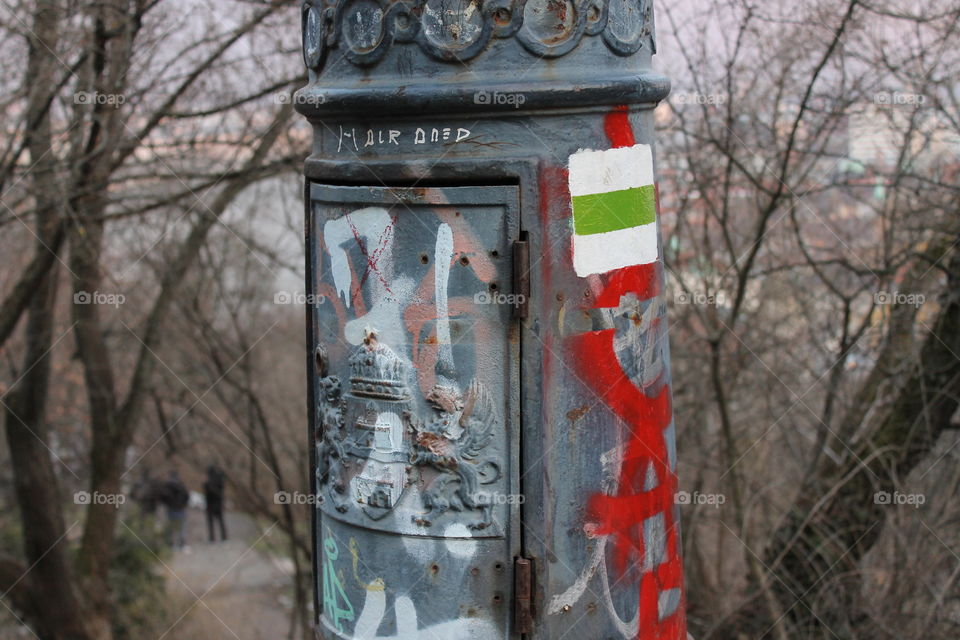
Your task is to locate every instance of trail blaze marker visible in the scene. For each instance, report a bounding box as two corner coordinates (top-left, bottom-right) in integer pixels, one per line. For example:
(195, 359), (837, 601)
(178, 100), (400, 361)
(569, 144), (659, 276)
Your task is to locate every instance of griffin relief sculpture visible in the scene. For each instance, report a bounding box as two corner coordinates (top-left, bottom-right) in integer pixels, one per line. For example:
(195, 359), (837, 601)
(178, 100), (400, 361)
(408, 379), (501, 531)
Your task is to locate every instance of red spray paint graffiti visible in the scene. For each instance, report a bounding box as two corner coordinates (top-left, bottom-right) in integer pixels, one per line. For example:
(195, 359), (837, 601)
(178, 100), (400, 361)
(568, 107), (687, 639)
(344, 211), (397, 300)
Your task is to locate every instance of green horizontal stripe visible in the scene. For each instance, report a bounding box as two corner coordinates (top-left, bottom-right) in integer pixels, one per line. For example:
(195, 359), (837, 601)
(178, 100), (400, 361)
(572, 185), (656, 236)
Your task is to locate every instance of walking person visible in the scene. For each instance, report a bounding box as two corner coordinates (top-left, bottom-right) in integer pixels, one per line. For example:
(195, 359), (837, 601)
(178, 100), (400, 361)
(131, 469), (158, 517)
(160, 470), (190, 550)
(203, 465), (228, 542)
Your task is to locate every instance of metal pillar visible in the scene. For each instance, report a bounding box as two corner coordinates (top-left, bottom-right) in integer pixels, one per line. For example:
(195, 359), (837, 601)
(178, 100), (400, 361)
(297, 0), (685, 638)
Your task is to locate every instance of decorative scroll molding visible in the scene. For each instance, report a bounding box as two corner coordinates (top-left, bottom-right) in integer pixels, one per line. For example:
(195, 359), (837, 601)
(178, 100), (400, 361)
(302, 0), (655, 71)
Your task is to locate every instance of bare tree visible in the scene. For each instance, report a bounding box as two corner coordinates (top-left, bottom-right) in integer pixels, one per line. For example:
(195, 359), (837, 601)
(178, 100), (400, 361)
(0, 1), (305, 638)
(658, 0), (960, 637)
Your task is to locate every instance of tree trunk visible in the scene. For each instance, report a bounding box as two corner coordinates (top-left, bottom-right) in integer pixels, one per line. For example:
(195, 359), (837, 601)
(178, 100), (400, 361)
(3, 1), (100, 637)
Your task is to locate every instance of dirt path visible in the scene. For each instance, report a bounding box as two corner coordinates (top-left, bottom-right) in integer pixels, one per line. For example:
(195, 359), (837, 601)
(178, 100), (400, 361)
(159, 510), (294, 640)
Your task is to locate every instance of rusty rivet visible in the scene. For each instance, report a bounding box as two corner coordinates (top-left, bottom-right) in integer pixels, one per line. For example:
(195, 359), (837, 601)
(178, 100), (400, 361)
(420, 253), (429, 264)
(430, 563), (439, 575)
(493, 7), (511, 25)
(494, 562), (503, 571)
(460, 255), (470, 266)
(493, 594), (503, 604)
(470, 567), (479, 576)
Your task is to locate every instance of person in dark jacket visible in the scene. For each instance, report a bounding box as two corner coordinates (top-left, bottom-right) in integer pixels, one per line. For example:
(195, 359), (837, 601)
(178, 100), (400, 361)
(160, 470), (189, 549)
(203, 465), (227, 542)
(132, 469), (161, 518)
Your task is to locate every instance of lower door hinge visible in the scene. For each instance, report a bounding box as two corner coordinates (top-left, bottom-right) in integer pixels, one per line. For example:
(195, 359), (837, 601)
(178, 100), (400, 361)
(514, 556), (533, 634)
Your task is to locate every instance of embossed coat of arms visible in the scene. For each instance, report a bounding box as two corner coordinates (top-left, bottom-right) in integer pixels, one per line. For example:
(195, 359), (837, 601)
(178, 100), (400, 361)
(316, 329), (502, 534)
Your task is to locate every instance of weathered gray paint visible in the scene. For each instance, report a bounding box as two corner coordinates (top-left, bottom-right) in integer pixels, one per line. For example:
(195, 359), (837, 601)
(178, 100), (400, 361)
(298, 1), (683, 638)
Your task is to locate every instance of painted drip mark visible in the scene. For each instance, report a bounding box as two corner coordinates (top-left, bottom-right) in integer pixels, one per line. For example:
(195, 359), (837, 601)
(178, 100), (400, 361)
(345, 210), (398, 302)
(604, 107), (636, 148)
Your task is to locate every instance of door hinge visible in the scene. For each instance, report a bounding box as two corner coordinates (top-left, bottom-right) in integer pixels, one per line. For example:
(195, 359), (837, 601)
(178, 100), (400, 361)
(514, 556), (533, 634)
(512, 238), (530, 320)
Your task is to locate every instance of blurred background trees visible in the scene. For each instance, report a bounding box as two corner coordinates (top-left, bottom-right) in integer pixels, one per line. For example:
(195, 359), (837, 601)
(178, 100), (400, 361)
(0, 1), (308, 638)
(0, 0), (958, 639)
(660, 1), (960, 638)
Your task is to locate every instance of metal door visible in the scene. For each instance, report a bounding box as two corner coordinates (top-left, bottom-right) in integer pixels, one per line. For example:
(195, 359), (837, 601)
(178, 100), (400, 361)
(308, 183), (522, 639)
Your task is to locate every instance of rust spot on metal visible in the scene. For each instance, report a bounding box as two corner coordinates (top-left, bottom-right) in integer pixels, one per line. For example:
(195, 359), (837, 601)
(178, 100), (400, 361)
(566, 405), (590, 423)
(460, 389), (477, 427)
(415, 431), (457, 466)
(513, 557), (533, 632)
(547, 0), (568, 30)
(567, 404), (591, 444)
(426, 385), (460, 413)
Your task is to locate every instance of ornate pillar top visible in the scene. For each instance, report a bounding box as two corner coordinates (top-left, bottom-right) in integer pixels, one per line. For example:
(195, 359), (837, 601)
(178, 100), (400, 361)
(296, 0), (669, 117)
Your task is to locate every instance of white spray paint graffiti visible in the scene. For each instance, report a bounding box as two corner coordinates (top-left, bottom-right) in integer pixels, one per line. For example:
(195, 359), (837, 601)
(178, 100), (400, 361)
(332, 512), (491, 638)
(351, 412), (407, 511)
(351, 590), (497, 639)
(443, 522), (478, 559)
(547, 444), (640, 638)
(433, 222), (455, 382)
(546, 442), (679, 636)
(323, 207), (415, 346)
